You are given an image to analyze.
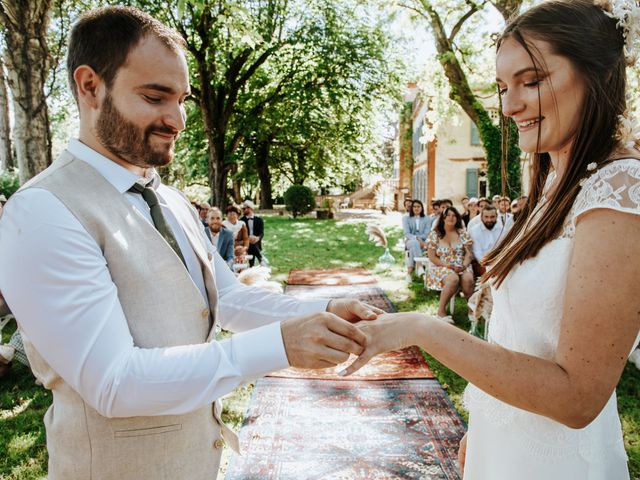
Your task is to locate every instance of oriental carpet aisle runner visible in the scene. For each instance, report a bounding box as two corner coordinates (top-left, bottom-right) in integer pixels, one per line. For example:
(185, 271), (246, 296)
(225, 268), (467, 480)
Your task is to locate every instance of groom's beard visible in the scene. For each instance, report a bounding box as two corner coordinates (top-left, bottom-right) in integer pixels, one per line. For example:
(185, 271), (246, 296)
(96, 92), (177, 168)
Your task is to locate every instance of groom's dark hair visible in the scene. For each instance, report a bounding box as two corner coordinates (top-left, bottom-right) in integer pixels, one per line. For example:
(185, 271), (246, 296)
(66, 6), (185, 104)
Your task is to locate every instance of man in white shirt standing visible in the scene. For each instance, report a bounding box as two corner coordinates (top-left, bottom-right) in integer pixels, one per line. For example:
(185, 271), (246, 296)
(468, 205), (503, 277)
(0, 7), (380, 480)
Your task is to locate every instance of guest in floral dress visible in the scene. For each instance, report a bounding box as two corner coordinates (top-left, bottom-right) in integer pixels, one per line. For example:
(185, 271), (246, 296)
(426, 206), (475, 323)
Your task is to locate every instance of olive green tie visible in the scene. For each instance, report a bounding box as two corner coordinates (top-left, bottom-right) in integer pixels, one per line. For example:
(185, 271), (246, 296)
(129, 182), (187, 267)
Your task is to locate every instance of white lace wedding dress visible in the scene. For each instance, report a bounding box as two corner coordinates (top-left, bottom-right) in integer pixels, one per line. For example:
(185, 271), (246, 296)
(462, 158), (640, 480)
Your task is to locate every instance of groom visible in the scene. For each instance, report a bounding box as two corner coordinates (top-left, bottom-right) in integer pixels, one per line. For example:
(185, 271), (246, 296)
(0, 7), (380, 479)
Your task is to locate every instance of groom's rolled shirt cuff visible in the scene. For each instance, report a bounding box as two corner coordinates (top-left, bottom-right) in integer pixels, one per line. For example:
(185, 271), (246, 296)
(224, 322), (289, 378)
(223, 299), (329, 377)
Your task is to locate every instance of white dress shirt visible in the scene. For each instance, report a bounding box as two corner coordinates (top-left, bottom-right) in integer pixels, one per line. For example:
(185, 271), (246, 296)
(245, 215), (255, 236)
(0, 138), (327, 418)
(468, 221), (505, 262)
(467, 214), (482, 231)
(210, 230), (220, 246)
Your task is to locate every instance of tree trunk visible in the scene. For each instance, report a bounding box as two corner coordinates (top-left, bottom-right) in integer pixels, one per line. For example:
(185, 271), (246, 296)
(292, 150), (308, 185)
(0, 56), (13, 171)
(230, 163), (242, 204)
(0, 0), (53, 184)
(255, 141), (273, 209)
(198, 72), (228, 209)
(420, 1), (521, 197)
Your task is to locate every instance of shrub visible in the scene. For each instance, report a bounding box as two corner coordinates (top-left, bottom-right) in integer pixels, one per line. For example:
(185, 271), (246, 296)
(0, 169), (20, 199)
(283, 184), (315, 218)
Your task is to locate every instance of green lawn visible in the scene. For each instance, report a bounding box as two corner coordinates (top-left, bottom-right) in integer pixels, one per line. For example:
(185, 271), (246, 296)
(1, 213), (638, 479)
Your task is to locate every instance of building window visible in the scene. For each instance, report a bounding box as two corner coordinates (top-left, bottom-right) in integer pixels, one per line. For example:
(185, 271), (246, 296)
(412, 168), (426, 204)
(488, 108), (501, 125)
(470, 122), (481, 146)
(466, 168), (479, 197)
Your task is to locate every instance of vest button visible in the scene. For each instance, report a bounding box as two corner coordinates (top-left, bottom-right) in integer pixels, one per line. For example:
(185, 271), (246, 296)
(207, 252), (213, 261)
(213, 439), (225, 449)
(201, 308), (209, 318)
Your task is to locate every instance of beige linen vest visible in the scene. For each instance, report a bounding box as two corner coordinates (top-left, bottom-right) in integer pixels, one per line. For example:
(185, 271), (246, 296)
(20, 152), (236, 479)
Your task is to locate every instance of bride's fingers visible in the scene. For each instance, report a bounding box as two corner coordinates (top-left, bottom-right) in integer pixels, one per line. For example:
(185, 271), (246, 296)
(364, 304), (386, 315)
(339, 348), (376, 376)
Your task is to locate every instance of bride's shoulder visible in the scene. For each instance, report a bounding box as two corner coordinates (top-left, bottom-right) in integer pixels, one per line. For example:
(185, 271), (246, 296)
(573, 156), (640, 221)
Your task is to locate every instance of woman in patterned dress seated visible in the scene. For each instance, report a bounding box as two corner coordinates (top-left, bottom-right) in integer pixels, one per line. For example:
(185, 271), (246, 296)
(426, 206), (475, 324)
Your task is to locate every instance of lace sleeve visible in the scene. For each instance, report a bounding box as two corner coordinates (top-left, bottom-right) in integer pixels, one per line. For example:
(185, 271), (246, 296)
(573, 158), (640, 223)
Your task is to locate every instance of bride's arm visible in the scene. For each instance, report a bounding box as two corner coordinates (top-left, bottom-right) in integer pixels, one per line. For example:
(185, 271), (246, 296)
(345, 208), (640, 429)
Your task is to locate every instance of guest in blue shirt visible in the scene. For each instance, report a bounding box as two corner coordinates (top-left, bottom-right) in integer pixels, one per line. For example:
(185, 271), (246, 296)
(402, 199), (433, 281)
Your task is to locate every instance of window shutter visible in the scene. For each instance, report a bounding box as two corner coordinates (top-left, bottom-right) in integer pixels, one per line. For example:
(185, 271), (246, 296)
(466, 168), (478, 197)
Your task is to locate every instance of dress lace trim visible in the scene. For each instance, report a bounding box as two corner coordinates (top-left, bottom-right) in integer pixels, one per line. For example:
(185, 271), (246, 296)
(560, 158), (640, 239)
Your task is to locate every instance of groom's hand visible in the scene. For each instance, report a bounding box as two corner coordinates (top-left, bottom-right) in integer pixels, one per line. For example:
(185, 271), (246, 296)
(326, 298), (385, 323)
(281, 312), (367, 369)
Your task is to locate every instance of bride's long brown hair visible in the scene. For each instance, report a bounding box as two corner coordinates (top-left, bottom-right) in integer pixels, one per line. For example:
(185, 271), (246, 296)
(483, 0), (629, 287)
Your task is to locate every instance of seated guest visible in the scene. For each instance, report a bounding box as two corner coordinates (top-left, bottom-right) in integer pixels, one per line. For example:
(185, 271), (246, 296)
(402, 198), (413, 214)
(199, 201), (211, 222)
(463, 196), (479, 226)
(192, 201), (212, 241)
(431, 198), (454, 230)
(240, 200), (264, 267)
(468, 205), (502, 277)
(466, 197), (491, 230)
(402, 199), (432, 281)
(223, 205), (249, 258)
(513, 195), (529, 221)
(207, 207), (234, 267)
(426, 206), (474, 323)
(460, 196), (470, 220)
(510, 198), (520, 217)
(429, 199), (442, 223)
(0, 291), (29, 378)
(497, 196), (515, 232)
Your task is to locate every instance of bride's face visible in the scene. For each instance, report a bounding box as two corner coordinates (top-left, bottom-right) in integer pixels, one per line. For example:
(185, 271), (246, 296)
(496, 36), (586, 157)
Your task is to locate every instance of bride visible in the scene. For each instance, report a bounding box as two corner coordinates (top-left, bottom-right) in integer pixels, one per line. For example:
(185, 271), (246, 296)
(343, 0), (640, 478)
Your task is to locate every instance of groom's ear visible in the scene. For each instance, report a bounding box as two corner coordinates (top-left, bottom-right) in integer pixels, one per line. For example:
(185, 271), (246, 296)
(74, 65), (104, 111)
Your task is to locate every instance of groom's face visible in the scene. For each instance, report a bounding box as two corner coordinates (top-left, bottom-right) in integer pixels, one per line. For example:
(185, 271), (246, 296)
(95, 35), (190, 169)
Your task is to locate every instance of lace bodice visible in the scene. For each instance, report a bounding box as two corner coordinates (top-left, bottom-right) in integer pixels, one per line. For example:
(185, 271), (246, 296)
(464, 158), (640, 461)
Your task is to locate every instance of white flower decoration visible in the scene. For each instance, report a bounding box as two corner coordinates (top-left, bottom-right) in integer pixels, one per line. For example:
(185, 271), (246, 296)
(596, 0), (640, 66)
(587, 162), (598, 171)
(615, 112), (640, 150)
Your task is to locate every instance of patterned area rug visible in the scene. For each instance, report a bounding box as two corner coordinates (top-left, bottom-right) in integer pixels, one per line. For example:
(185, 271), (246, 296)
(287, 268), (377, 286)
(284, 284), (396, 313)
(226, 378), (466, 480)
(269, 345), (434, 380)
(277, 282), (434, 379)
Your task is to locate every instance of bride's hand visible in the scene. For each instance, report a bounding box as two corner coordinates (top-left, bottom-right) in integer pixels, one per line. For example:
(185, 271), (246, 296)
(339, 312), (425, 376)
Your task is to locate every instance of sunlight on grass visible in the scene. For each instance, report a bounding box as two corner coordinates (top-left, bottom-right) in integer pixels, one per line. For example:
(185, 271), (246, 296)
(8, 433), (38, 455)
(0, 398), (32, 420)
